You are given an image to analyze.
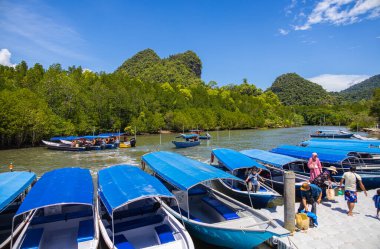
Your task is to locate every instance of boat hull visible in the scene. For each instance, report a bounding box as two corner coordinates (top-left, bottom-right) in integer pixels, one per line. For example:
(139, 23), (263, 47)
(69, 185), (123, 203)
(310, 134), (353, 138)
(212, 180), (283, 209)
(165, 206), (276, 249)
(172, 141), (200, 148)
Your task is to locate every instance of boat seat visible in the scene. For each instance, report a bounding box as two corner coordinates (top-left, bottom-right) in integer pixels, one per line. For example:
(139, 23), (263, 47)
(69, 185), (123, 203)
(110, 215), (163, 233)
(20, 228), (44, 249)
(113, 205), (155, 220)
(114, 234), (135, 249)
(202, 197), (239, 220)
(77, 219), (94, 243)
(172, 206), (201, 222)
(154, 224), (175, 244)
(31, 209), (93, 225)
(188, 187), (207, 196)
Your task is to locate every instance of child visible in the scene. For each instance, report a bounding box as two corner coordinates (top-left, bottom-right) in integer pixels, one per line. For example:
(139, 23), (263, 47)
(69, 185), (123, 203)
(373, 189), (380, 219)
(245, 167), (262, 193)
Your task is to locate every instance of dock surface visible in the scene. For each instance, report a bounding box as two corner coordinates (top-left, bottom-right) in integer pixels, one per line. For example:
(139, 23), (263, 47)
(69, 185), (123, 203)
(262, 189), (380, 249)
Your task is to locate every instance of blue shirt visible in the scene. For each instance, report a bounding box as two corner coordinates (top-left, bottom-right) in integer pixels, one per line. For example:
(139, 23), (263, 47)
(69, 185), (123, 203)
(373, 195), (380, 209)
(300, 184), (322, 201)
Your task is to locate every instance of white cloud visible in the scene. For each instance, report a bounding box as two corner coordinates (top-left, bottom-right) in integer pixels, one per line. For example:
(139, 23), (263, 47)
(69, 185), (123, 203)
(0, 48), (16, 67)
(294, 0), (380, 30)
(308, 74), (370, 91)
(279, 28), (290, 35)
(0, 1), (89, 61)
(377, 36), (380, 38)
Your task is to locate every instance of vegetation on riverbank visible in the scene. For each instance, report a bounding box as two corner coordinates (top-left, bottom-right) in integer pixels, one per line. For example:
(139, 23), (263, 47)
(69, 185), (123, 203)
(269, 73), (380, 130)
(0, 50), (303, 148)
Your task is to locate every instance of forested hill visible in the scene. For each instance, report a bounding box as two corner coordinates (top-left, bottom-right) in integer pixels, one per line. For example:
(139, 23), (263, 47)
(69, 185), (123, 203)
(117, 49), (202, 85)
(0, 49), (304, 148)
(339, 74), (380, 101)
(268, 73), (334, 106)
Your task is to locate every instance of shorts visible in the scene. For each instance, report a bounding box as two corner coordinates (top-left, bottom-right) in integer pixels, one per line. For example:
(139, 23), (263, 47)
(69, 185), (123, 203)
(344, 190), (357, 203)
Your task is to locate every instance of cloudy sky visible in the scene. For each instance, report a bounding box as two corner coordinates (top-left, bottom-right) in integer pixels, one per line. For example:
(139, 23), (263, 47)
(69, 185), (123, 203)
(0, 0), (379, 91)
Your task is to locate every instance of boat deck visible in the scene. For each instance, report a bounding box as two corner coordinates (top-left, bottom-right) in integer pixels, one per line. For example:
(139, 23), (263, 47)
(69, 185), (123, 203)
(263, 189), (380, 249)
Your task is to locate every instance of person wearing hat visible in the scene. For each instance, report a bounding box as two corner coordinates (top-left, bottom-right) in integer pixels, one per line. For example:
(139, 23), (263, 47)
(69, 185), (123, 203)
(311, 166), (338, 199)
(308, 152), (322, 181)
(298, 182), (322, 216)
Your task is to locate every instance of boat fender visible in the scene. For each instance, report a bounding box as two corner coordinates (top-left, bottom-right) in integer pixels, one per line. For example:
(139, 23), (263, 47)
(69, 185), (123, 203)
(211, 153), (214, 163)
(141, 161), (146, 170)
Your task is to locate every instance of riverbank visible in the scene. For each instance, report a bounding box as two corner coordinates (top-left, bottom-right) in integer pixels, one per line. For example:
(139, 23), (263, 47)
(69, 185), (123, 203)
(363, 128), (380, 134)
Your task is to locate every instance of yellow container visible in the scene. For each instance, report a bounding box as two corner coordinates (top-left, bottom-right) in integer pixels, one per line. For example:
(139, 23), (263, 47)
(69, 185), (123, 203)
(295, 213), (309, 230)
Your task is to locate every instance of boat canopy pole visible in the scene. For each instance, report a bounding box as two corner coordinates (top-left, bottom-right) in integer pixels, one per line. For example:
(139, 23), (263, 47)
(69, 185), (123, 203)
(10, 216), (15, 248)
(112, 211), (115, 249)
(187, 189), (190, 220)
(173, 198), (186, 227)
(245, 182), (254, 209)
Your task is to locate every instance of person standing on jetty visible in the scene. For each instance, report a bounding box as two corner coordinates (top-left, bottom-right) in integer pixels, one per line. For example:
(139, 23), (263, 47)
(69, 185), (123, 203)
(308, 152), (322, 181)
(339, 166), (367, 216)
(373, 189), (380, 219)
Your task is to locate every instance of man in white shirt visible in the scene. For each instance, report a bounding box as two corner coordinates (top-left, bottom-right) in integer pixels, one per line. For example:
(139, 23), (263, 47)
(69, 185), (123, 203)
(339, 166), (367, 216)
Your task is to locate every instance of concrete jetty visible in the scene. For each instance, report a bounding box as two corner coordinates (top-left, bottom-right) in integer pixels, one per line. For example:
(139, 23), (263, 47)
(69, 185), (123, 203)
(263, 189), (380, 249)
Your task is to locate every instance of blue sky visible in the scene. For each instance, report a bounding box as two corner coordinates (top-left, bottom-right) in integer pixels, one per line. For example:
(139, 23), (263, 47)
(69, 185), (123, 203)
(0, 0), (379, 91)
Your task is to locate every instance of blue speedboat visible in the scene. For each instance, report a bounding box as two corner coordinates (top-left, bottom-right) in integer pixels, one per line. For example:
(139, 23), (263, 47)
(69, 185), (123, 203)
(97, 165), (194, 249)
(310, 129), (353, 138)
(0, 171), (36, 248)
(210, 148), (283, 208)
(240, 149), (309, 196)
(142, 151), (289, 249)
(172, 134), (200, 148)
(270, 145), (380, 189)
(12, 168), (99, 249)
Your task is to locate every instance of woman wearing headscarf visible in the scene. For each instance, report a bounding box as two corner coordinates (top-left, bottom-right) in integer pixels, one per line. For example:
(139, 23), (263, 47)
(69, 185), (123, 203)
(308, 152), (322, 181)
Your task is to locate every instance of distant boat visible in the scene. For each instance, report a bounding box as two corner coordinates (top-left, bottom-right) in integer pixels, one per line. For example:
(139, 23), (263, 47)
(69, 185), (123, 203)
(119, 138), (136, 148)
(310, 129), (353, 138)
(172, 134), (200, 148)
(142, 151), (289, 249)
(42, 140), (87, 151)
(210, 148), (283, 208)
(189, 130), (211, 140)
(0, 171), (36, 248)
(97, 165), (194, 249)
(11, 168), (99, 249)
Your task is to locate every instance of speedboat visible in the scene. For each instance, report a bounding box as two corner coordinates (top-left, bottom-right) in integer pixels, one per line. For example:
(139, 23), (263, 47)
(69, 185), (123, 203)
(210, 148), (283, 208)
(0, 171), (36, 248)
(97, 165), (194, 249)
(310, 129), (353, 138)
(172, 134), (200, 148)
(142, 151), (289, 249)
(11, 168), (99, 249)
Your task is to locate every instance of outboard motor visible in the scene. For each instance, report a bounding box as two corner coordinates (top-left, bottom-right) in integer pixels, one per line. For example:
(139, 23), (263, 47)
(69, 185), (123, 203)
(130, 138), (136, 147)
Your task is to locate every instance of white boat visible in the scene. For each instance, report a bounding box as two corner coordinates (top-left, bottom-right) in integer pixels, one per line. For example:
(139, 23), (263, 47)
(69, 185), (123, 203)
(0, 171), (36, 248)
(11, 168), (99, 249)
(141, 152), (289, 249)
(97, 165), (194, 249)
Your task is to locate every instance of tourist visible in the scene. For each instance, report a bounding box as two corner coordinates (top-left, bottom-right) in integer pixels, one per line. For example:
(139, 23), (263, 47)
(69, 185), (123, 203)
(373, 189), (380, 219)
(245, 167), (262, 193)
(339, 165), (367, 216)
(298, 182), (322, 216)
(311, 166), (337, 199)
(308, 152), (322, 181)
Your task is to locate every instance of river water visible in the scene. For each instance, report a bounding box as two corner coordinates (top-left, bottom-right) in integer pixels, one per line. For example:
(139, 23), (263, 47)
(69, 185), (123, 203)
(0, 126), (377, 248)
(0, 126), (375, 175)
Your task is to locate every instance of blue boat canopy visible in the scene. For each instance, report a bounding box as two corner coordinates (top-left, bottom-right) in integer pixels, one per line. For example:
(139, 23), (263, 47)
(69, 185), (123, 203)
(270, 145), (357, 164)
(212, 148), (267, 171)
(142, 151), (242, 191)
(301, 141), (380, 154)
(0, 172), (36, 212)
(177, 134), (198, 139)
(50, 136), (80, 141)
(16, 168), (93, 216)
(309, 138), (380, 147)
(98, 165), (174, 215)
(98, 133), (125, 137)
(240, 149), (304, 169)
